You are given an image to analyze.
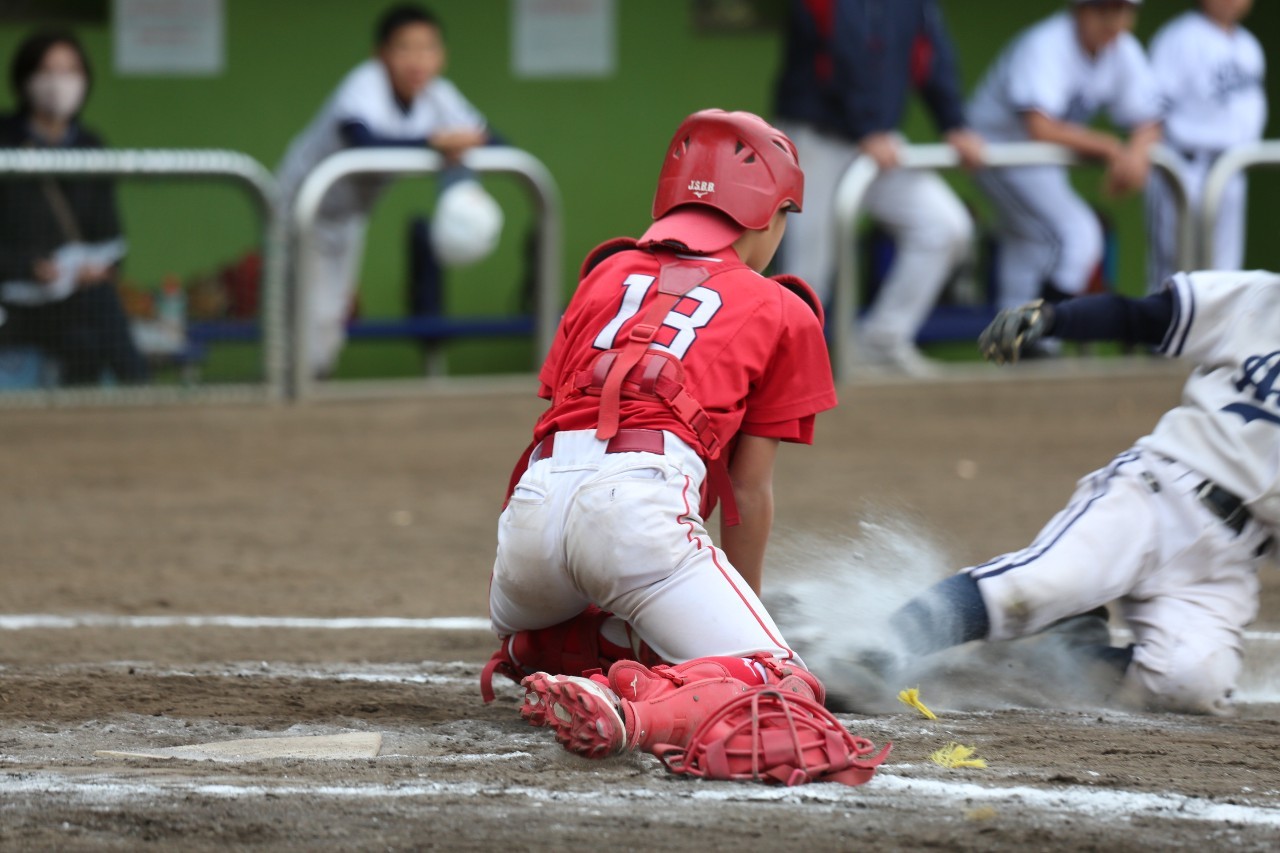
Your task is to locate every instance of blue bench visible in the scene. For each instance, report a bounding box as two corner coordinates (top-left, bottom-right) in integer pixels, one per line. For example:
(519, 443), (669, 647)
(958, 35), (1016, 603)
(0, 345), (53, 389)
(858, 213), (1119, 346)
(186, 314), (535, 347)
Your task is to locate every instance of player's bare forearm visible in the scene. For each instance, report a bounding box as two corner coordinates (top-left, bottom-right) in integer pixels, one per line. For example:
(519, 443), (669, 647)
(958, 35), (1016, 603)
(1022, 111), (1120, 161)
(428, 128), (490, 163)
(1126, 122), (1162, 156)
(945, 128), (985, 170)
(720, 435), (779, 595)
(721, 483), (773, 595)
(1103, 122), (1162, 196)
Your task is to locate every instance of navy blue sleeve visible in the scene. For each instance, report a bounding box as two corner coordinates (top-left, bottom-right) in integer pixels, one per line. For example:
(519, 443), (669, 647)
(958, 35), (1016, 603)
(1049, 291), (1175, 345)
(340, 120), (427, 148)
(916, 2), (967, 133)
(343, 120), (504, 154)
(829, 1), (908, 138)
(773, 0), (914, 141)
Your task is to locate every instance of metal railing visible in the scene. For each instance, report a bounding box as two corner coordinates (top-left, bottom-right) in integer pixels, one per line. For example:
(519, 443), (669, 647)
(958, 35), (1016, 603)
(831, 141), (1192, 382)
(0, 148), (285, 405)
(289, 146), (561, 401)
(1199, 140), (1280, 269)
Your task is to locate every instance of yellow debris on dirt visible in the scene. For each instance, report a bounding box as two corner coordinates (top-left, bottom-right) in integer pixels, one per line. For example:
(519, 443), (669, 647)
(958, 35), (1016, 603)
(930, 742), (988, 770)
(897, 687), (938, 720)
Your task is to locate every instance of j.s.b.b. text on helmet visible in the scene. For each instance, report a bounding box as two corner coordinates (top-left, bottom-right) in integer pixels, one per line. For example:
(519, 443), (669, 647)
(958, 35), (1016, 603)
(688, 180), (715, 198)
(652, 109), (804, 230)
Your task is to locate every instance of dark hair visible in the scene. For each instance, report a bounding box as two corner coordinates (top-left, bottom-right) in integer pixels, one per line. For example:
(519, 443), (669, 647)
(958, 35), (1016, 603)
(9, 29), (92, 118)
(375, 4), (442, 46)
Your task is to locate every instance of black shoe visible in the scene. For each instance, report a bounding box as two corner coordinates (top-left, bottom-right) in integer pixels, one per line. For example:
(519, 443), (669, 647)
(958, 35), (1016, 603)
(1043, 606), (1112, 647)
(823, 648), (902, 715)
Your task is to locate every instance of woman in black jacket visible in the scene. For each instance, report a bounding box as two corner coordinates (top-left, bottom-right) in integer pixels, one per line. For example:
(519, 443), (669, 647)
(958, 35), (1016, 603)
(0, 30), (146, 386)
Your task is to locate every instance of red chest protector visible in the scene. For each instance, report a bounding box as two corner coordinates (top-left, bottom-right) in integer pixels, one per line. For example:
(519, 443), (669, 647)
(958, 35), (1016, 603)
(506, 238), (825, 527)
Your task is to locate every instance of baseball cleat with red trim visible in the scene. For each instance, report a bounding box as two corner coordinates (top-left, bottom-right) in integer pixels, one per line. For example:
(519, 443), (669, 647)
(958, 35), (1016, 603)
(523, 658), (829, 760)
(520, 672), (627, 759)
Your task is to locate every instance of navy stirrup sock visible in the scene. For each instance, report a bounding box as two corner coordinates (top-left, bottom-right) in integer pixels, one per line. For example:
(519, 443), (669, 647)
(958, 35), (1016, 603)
(893, 573), (991, 657)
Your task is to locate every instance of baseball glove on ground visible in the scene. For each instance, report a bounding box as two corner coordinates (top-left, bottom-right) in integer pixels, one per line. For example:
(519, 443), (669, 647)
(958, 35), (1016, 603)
(656, 686), (891, 786)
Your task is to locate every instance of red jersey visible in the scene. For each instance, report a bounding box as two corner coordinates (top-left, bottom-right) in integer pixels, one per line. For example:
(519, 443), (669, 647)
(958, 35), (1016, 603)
(533, 245), (837, 453)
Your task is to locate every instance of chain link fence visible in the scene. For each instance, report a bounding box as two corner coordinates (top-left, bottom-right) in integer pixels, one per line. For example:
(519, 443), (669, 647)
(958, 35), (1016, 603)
(0, 148), (285, 405)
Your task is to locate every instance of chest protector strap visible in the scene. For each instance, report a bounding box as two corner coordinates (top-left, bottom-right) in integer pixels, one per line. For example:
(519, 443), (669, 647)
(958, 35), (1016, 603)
(507, 246), (747, 527)
(596, 262), (709, 440)
(564, 347), (738, 525)
(586, 259), (740, 526)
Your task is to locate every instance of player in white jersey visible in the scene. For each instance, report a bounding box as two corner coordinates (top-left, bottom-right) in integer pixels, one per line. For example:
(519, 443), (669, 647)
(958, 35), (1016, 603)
(850, 275), (1279, 715)
(1145, 0), (1266, 291)
(966, 0), (1162, 312)
(277, 4), (492, 376)
(771, 0), (984, 378)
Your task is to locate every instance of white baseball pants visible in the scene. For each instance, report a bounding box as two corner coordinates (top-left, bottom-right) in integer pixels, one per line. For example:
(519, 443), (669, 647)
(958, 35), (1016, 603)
(1146, 153), (1247, 293)
(489, 429), (799, 665)
(776, 122), (973, 346)
(294, 214), (368, 377)
(966, 449), (1269, 714)
(976, 165), (1102, 310)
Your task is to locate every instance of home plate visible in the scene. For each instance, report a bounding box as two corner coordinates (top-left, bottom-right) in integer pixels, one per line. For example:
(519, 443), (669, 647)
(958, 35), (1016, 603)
(95, 732), (383, 762)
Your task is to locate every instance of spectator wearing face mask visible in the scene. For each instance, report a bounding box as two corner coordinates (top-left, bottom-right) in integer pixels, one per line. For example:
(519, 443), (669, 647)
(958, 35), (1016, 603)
(0, 29), (147, 386)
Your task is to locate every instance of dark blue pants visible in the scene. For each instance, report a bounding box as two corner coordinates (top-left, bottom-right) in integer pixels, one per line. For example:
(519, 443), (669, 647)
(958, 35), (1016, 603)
(2, 282), (147, 386)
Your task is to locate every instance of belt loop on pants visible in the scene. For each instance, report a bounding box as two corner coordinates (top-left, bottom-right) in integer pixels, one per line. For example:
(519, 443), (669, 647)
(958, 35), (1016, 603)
(533, 428), (666, 462)
(1196, 480), (1250, 535)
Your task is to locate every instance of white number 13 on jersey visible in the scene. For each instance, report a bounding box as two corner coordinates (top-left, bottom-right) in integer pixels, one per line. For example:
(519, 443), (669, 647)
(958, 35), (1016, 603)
(593, 273), (723, 359)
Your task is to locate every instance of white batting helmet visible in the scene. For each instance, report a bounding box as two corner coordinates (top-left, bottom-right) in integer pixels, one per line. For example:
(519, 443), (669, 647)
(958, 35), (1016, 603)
(431, 180), (504, 267)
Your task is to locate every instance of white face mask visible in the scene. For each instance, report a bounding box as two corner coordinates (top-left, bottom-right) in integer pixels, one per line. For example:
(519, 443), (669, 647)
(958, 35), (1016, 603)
(27, 72), (87, 121)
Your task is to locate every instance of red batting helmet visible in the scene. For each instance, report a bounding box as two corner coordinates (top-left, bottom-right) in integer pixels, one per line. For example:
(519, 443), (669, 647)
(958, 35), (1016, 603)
(640, 110), (804, 252)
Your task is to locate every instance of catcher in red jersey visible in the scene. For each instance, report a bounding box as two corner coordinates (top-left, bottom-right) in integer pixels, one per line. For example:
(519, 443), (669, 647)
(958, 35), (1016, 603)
(482, 110), (889, 786)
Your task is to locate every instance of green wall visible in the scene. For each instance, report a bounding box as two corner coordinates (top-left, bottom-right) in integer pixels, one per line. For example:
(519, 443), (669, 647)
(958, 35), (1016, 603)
(2, 0), (1277, 375)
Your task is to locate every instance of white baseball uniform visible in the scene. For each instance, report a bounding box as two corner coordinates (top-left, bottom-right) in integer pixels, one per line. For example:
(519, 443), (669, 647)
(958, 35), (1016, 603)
(490, 244), (838, 667)
(967, 12), (1162, 309)
(770, 0), (976, 373)
(277, 59), (487, 375)
(489, 430), (800, 664)
(776, 123), (973, 350)
(968, 270), (1280, 713)
(1144, 11), (1266, 290)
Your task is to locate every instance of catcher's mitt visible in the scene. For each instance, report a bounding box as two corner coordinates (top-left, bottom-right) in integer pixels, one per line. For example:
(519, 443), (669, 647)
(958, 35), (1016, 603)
(978, 299), (1056, 365)
(656, 686), (891, 787)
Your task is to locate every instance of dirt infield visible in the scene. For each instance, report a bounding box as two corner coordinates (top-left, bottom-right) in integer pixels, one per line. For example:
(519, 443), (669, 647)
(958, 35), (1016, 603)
(3, 368), (1280, 851)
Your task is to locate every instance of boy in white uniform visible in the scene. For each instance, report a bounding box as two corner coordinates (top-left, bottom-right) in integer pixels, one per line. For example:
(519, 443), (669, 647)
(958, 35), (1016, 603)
(966, 0), (1162, 311)
(277, 4), (491, 376)
(857, 277), (1278, 716)
(771, 0), (984, 377)
(1145, 0), (1266, 290)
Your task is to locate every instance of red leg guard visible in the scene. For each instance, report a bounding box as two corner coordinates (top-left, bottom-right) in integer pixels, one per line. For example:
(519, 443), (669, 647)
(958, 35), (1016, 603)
(480, 607), (672, 702)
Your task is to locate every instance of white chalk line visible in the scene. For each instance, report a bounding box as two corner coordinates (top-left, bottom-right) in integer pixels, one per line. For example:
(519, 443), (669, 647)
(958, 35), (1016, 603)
(0, 751), (536, 767)
(0, 614), (492, 631)
(142, 667), (476, 688)
(4, 769), (1279, 829)
(869, 774), (1280, 828)
(26, 662), (482, 687)
(1, 615), (1277, 643)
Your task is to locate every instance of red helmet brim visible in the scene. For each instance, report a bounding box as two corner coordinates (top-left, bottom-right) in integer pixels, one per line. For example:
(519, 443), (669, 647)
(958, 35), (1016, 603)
(638, 206), (745, 254)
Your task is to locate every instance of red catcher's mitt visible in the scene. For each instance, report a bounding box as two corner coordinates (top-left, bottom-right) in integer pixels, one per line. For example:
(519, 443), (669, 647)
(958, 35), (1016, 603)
(656, 686), (892, 786)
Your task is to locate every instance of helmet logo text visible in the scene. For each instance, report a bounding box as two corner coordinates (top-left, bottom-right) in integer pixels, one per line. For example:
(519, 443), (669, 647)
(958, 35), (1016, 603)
(687, 180), (715, 198)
